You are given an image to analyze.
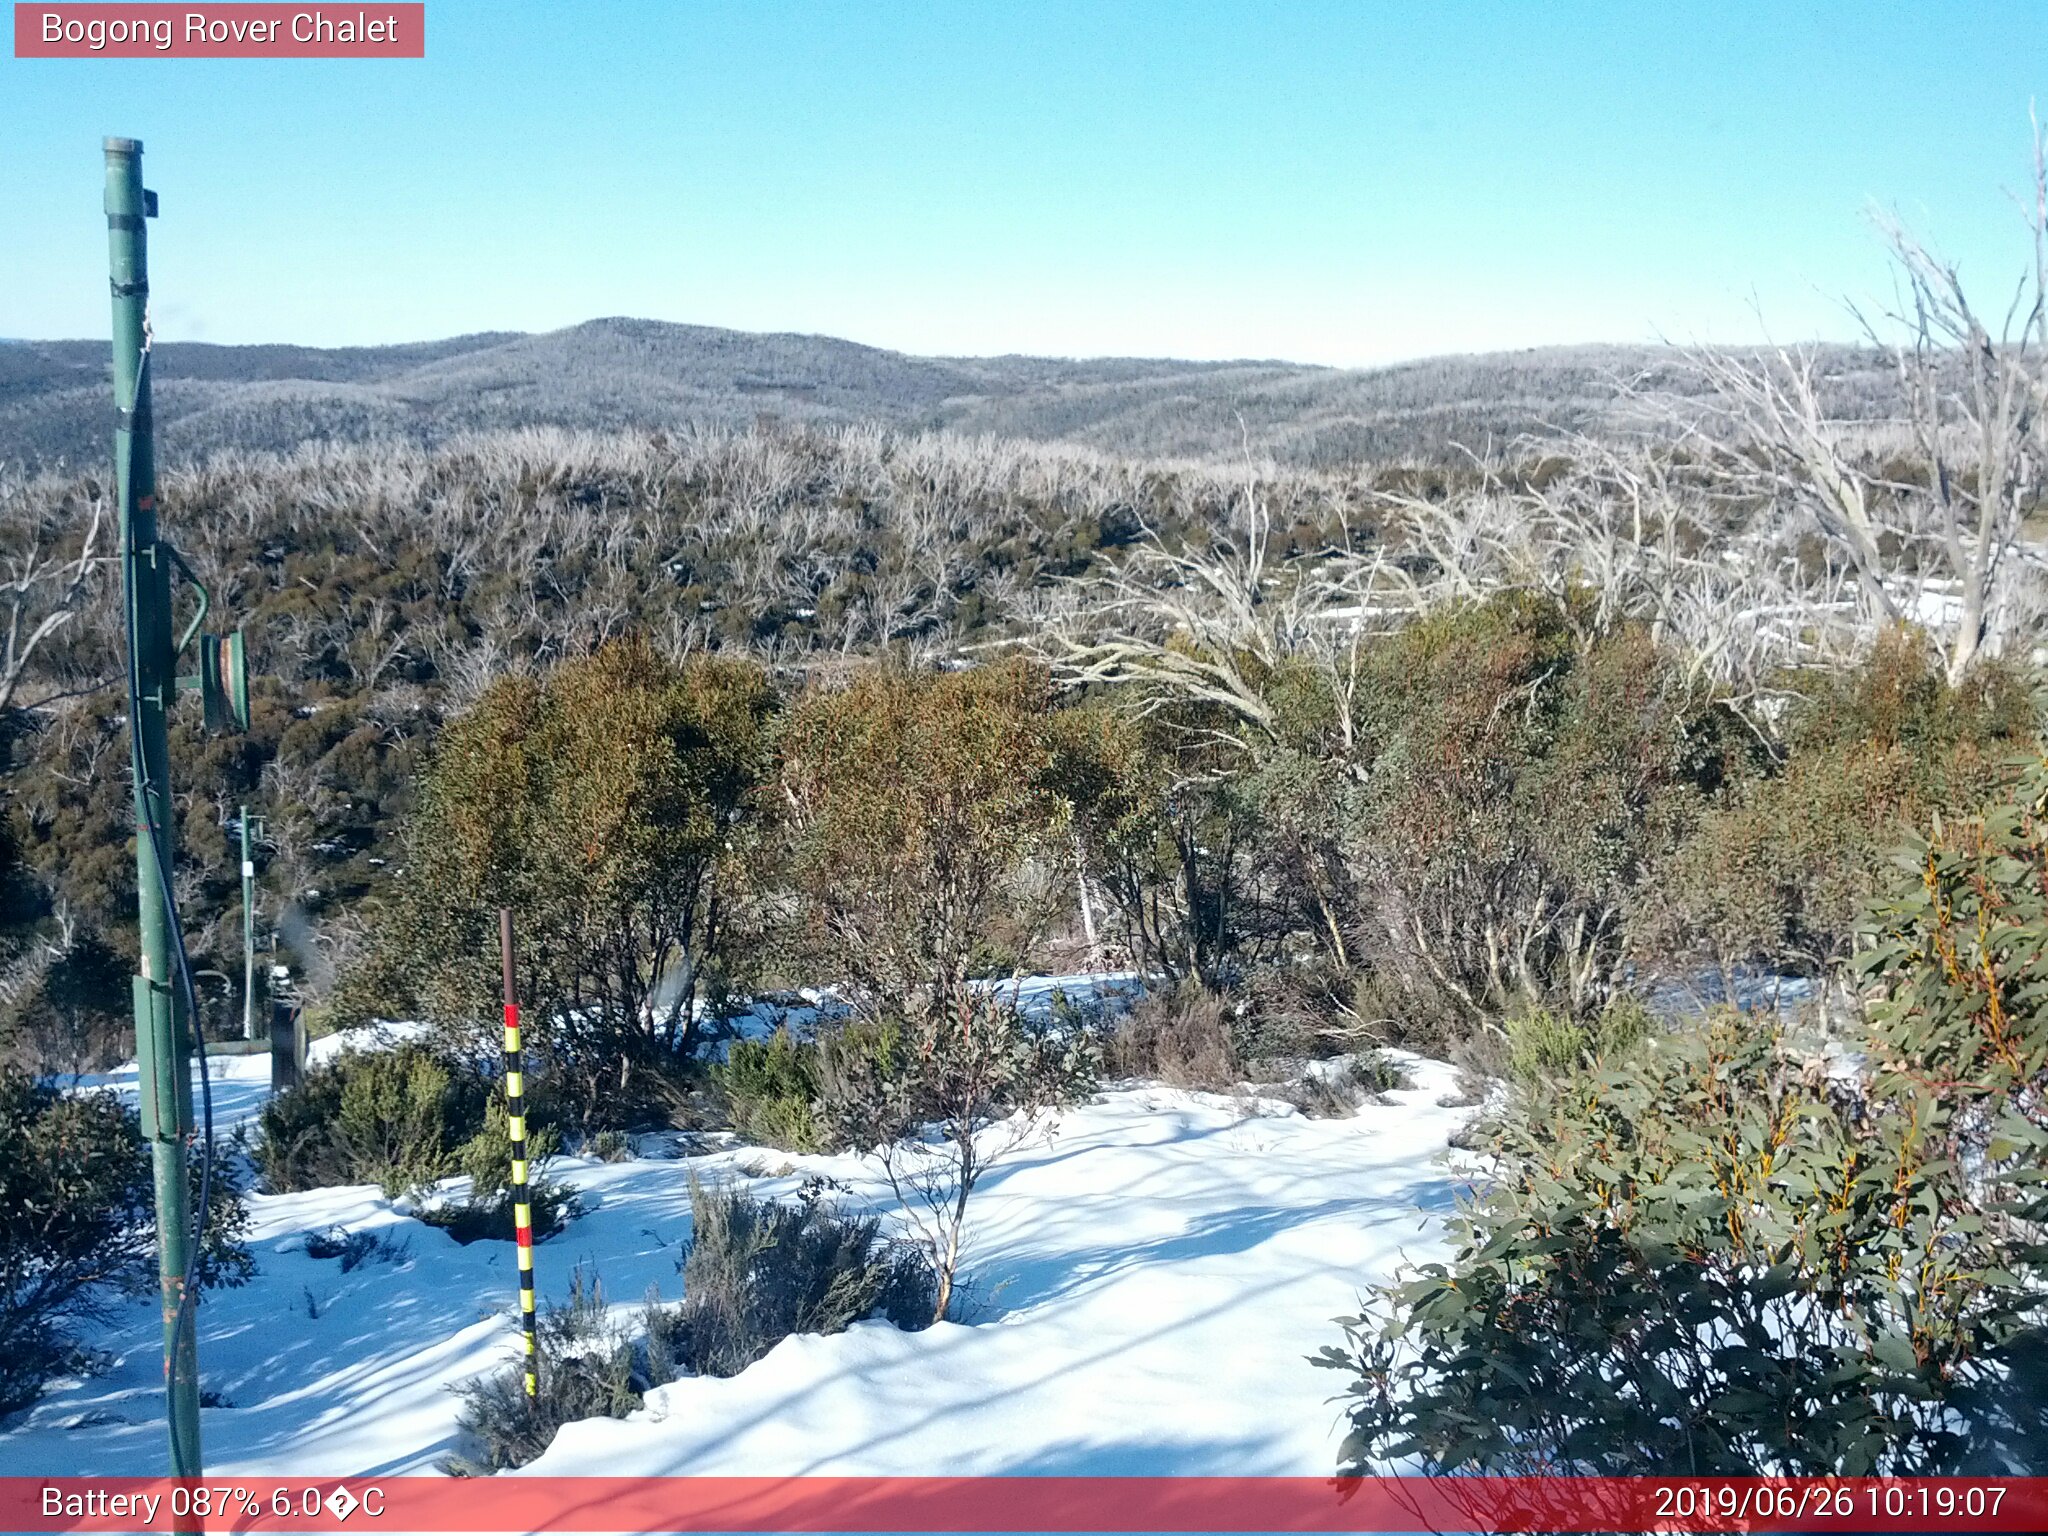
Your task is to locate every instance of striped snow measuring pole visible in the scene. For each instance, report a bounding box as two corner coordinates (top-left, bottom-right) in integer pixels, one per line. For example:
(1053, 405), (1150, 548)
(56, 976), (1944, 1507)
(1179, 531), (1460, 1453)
(499, 907), (539, 1404)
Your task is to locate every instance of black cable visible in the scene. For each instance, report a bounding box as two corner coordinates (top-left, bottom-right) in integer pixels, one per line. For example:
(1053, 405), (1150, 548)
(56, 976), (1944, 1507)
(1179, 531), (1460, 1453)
(120, 344), (215, 1443)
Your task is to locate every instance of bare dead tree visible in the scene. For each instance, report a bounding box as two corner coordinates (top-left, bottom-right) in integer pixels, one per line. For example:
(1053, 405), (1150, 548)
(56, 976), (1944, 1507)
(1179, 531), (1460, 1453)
(1034, 466), (1394, 755)
(1372, 437), (1871, 733)
(0, 481), (107, 715)
(1660, 128), (2048, 684)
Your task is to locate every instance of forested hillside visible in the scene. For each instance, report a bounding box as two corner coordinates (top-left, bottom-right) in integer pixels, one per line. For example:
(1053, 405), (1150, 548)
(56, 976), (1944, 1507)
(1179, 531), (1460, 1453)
(0, 320), (1904, 468)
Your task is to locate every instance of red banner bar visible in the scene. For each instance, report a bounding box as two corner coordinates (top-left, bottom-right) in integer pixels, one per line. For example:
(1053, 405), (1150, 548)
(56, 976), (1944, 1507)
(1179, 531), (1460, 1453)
(3, 1477), (2046, 1533)
(13, 5), (424, 58)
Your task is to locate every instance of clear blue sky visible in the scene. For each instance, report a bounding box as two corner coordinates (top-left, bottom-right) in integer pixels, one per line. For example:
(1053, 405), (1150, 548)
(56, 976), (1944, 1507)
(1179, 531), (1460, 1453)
(4, 1), (2046, 365)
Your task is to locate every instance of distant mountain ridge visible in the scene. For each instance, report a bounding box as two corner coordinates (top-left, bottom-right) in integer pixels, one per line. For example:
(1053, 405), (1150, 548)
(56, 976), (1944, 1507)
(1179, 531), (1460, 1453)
(0, 317), (1897, 468)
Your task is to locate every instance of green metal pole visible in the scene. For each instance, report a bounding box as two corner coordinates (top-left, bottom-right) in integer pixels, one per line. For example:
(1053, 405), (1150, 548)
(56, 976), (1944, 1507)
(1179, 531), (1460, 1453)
(107, 135), (203, 1482)
(240, 806), (257, 1041)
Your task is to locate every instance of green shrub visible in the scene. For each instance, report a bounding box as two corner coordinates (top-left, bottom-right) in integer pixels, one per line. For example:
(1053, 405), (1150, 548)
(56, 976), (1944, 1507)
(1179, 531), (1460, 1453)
(1859, 743), (2048, 1203)
(433, 1091), (576, 1248)
(586, 1130), (632, 1162)
(365, 640), (775, 1131)
(1593, 995), (1655, 1056)
(251, 1065), (346, 1193)
(444, 1267), (638, 1475)
(672, 1181), (935, 1378)
(712, 1018), (914, 1153)
(1235, 958), (1389, 1062)
(1346, 969), (1469, 1057)
(456, 1096), (564, 1200)
(1, 931), (130, 1076)
(0, 1071), (251, 1413)
(1344, 593), (1752, 1025)
(711, 1030), (823, 1152)
(775, 660), (1073, 1027)
(1503, 998), (1653, 1085)
(812, 1015), (907, 1124)
(1316, 1015), (2048, 1475)
(1053, 702), (1267, 989)
(256, 1043), (488, 1197)
(334, 1047), (461, 1197)
(1658, 633), (2032, 975)
(1502, 1007), (1589, 1083)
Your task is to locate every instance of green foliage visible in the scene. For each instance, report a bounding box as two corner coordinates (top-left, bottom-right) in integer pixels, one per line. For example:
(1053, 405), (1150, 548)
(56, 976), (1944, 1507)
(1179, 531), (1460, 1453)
(249, 1060), (342, 1192)
(1317, 1016), (2048, 1475)
(428, 1098), (580, 1245)
(819, 998), (1097, 1158)
(1859, 744), (2048, 1200)
(4, 425), (1327, 1033)
(0, 1070), (252, 1413)
(776, 660), (1071, 1024)
(456, 1095), (564, 1200)
(711, 1030), (824, 1153)
(255, 1043), (488, 1197)
(711, 1017), (927, 1154)
(1503, 998), (1653, 1085)
(1346, 593), (1749, 1023)
(1661, 632), (2033, 974)
(673, 1181), (936, 1379)
(354, 638), (775, 1129)
(1, 931), (130, 1075)
(1053, 702), (1268, 987)
(1062, 590), (1758, 1023)
(335, 1047), (460, 1198)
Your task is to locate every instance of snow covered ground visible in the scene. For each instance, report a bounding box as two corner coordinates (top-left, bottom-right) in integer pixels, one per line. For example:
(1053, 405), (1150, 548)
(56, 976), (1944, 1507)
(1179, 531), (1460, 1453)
(1, 1019), (1476, 1480)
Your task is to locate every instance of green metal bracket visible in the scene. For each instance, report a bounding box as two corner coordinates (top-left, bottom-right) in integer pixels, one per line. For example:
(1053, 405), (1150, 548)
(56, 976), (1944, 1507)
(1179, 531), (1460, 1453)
(130, 973), (188, 1140)
(163, 543), (209, 658)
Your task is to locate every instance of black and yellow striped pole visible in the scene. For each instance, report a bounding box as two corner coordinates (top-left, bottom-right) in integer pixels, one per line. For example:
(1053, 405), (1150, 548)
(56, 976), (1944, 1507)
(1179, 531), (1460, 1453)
(499, 907), (539, 1404)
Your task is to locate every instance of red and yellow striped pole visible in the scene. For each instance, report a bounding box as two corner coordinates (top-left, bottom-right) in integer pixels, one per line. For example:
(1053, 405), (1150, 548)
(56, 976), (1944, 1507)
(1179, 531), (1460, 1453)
(499, 907), (538, 1405)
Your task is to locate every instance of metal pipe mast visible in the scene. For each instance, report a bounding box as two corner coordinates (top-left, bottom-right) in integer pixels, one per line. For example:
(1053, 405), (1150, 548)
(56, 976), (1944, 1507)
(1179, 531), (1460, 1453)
(106, 135), (202, 1481)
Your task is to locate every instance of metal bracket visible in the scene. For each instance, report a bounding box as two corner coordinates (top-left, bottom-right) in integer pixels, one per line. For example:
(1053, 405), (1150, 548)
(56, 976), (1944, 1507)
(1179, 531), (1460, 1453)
(132, 975), (189, 1139)
(162, 543), (210, 658)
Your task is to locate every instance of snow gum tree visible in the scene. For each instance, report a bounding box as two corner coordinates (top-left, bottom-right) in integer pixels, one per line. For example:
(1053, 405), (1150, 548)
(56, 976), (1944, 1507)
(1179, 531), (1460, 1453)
(346, 638), (774, 1127)
(773, 658), (1073, 1026)
(775, 659), (1095, 1318)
